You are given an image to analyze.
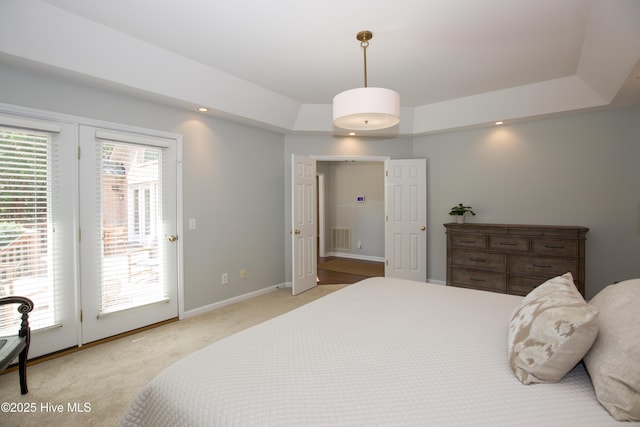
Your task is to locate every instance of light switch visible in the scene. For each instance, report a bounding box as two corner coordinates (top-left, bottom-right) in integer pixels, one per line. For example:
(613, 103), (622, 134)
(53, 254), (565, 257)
(188, 218), (197, 230)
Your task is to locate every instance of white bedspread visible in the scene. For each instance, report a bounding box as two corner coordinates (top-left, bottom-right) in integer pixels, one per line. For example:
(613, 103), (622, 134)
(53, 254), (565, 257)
(121, 277), (624, 426)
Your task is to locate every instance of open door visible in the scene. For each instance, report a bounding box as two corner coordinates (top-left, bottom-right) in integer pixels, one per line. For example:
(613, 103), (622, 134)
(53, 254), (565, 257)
(291, 154), (317, 295)
(385, 159), (427, 281)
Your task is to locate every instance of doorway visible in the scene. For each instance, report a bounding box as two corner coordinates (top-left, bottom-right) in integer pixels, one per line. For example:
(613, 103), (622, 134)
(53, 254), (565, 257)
(315, 159), (386, 284)
(291, 155), (427, 294)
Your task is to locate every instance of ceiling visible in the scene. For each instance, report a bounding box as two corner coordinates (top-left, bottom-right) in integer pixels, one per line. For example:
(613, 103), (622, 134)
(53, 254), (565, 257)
(1, 0), (639, 135)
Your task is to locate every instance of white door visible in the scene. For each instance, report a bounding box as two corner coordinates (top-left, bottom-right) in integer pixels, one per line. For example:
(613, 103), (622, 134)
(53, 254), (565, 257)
(0, 116), (78, 358)
(291, 154), (317, 295)
(385, 159), (427, 281)
(78, 126), (179, 343)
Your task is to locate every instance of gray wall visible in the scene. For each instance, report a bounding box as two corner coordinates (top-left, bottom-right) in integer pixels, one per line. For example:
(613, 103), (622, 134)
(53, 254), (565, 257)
(413, 107), (640, 298)
(2, 57), (638, 305)
(0, 59), (286, 312)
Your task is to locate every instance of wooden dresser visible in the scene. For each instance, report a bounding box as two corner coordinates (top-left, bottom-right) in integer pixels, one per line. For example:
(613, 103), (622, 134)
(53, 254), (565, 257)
(444, 223), (588, 296)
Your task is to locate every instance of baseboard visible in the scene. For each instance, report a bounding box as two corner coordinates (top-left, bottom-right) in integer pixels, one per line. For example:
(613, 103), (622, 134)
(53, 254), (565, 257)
(323, 252), (385, 263)
(183, 284), (283, 319)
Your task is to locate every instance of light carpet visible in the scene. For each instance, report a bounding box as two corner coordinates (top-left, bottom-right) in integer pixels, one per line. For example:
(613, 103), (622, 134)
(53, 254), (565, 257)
(317, 258), (384, 277)
(0, 284), (348, 427)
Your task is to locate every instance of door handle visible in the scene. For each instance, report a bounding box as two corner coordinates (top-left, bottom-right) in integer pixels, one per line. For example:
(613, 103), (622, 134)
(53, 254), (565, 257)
(420, 226), (426, 231)
(294, 229), (301, 235)
(168, 235), (178, 242)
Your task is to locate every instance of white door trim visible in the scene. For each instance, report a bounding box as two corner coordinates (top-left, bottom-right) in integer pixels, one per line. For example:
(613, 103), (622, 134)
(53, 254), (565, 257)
(317, 173), (326, 258)
(311, 155), (390, 162)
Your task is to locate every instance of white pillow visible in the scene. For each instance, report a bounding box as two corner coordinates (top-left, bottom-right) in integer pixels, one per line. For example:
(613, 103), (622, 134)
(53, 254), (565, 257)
(584, 279), (640, 421)
(508, 272), (598, 384)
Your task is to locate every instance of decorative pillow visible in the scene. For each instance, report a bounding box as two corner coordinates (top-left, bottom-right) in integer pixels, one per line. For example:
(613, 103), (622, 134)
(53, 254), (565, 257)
(584, 279), (640, 421)
(508, 272), (598, 384)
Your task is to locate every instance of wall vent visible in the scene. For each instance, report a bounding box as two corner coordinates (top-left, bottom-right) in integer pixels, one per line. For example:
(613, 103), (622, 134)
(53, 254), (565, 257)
(331, 227), (351, 251)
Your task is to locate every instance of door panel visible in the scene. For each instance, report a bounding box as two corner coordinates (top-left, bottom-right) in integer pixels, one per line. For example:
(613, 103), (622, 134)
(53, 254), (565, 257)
(292, 154), (316, 295)
(385, 159), (427, 281)
(78, 126), (178, 343)
(0, 117), (77, 358)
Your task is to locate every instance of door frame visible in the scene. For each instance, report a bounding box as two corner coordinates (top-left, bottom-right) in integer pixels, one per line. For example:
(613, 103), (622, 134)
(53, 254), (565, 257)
(317, 173), (326, 258)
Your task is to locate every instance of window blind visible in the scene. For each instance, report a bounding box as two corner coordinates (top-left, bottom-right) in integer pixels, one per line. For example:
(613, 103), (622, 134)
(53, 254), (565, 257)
(0, 127), (61, 334)
(97, 140), (168, 316)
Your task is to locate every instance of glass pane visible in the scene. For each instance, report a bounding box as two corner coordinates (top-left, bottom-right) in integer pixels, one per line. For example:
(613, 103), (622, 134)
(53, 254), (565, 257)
(100, 142), (166, 315)
(0, 128), (55, 333)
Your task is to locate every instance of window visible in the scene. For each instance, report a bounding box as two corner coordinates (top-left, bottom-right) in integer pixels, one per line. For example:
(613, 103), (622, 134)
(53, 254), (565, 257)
(98, 140), (166, 315)
(0, 127), (58, 333)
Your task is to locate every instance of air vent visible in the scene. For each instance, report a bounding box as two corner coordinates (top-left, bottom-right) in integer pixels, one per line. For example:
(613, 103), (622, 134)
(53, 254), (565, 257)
(331, 227), (351, 251)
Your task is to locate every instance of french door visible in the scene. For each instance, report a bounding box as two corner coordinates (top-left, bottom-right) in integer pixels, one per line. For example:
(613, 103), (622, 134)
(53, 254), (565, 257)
(78, 126), (179, 343)
(385, 159), (427, 281)
(291, 154), (316, 295)
(0, 114), (180, 358)
(0, 115), (78, 358)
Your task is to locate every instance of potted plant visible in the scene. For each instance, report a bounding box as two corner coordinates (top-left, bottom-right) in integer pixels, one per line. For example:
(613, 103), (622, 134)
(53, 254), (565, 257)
(449, 203), (476, 224)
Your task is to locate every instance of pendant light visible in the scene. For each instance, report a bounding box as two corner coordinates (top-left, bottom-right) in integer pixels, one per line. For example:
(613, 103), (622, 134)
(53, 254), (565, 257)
(333, 30), (400, 131)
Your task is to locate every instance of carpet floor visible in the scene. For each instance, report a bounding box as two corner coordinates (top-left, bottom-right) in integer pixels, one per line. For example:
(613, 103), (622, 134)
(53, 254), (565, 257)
(317, 258), (384, 277)
(0, 284), (348, 427)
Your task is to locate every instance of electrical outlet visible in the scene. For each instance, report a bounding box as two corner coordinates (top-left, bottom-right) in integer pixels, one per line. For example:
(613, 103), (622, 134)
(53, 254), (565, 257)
(221, 273), (228, 284)
(240, 269), (246, 279)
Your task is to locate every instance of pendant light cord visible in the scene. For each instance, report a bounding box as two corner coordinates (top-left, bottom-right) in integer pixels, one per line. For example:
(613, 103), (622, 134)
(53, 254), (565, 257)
(361, 39), (369, 88)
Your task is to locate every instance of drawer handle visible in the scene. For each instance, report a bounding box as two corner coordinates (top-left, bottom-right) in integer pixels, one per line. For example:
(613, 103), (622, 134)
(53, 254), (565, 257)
(470, 277), (485, 282)
(470, 257), (486, 262)
(533, 263), (553, 269)
(460, 240), (476, 244)
(499, 242), (517, 246)
(544, 245), (565, 249)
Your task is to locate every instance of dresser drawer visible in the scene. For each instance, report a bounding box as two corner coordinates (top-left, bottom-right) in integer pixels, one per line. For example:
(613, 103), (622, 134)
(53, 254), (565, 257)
(509, 255), (577, 278)
(531, 238), (578, 257)
(451, 250), (505, 272)
(489, 235), (529, 252)
(510, 276), (584, 296)
(510, 227), (583, 238)
(450, 233), (487, 249)
(451, 268), (506, 293)
(509, 276), (544, 296)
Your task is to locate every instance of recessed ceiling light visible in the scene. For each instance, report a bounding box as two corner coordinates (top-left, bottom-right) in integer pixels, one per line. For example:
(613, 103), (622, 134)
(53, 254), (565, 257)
(197, 107), (209, 112)
(495, 121), (504, 125)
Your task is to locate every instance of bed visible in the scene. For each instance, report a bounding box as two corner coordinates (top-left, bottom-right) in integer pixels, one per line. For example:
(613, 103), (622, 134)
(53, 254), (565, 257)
(120, 276), (639, 426)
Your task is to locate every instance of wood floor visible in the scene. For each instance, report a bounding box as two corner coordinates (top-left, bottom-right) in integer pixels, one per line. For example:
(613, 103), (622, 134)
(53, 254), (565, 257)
(316, 256), (384, 285)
